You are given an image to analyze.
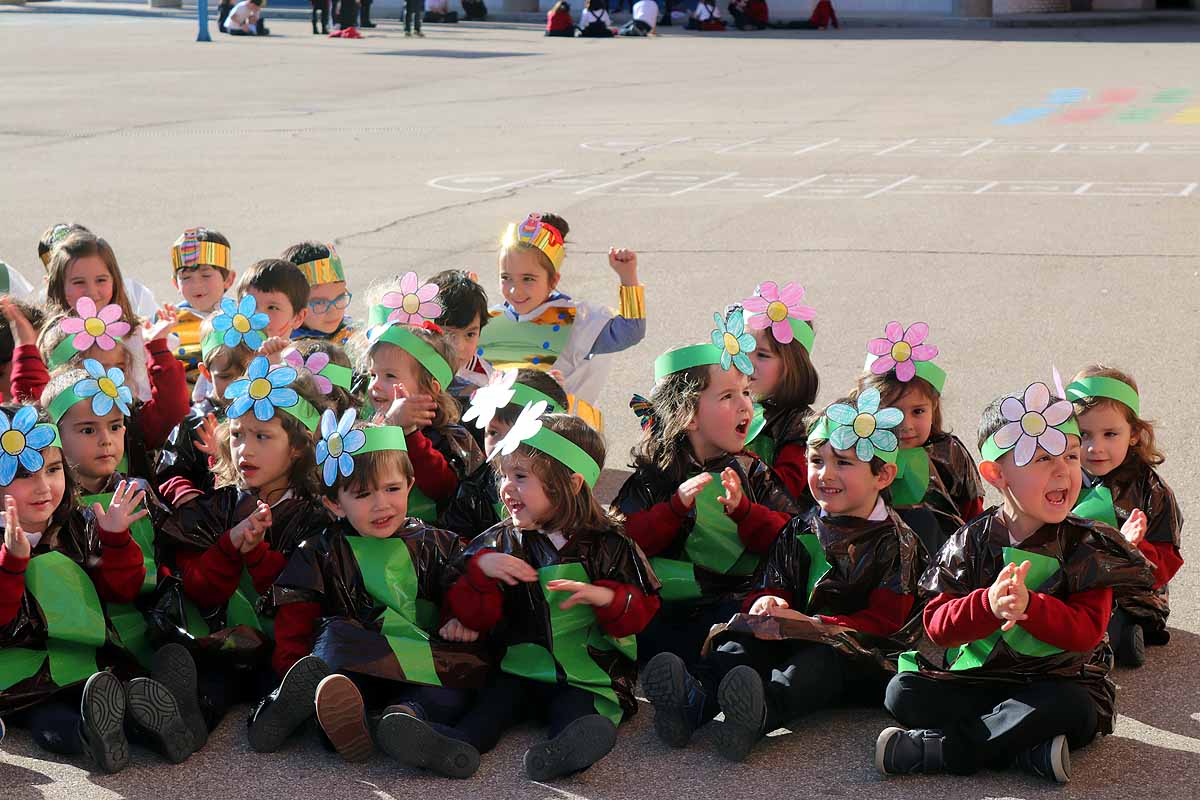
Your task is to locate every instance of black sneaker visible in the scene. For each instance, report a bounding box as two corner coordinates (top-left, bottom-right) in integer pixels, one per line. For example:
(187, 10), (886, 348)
(377, 711), (480, 779)
(641, 652), (708, 747)
(715, 666), (765, 762)
(247, 655), (331, 753)
(524, 715), (617, 781)
(1016, 734), (1070, 784)
(79, 672), (130, 774)
(875, 727), (945, 775)
(126, 678), (197, 764)
(151, 644), (208, 750)
(1116, 621), (1146, 668)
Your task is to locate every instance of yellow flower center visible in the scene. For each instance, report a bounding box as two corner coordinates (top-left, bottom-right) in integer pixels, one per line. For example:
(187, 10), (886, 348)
(765, 300), (789, 323)
(402, 293), (421, 314)
(249, 377), (273, 401)
(233, 314), (252, 334)
(890, 341), (913, 363)
(723, 332), (741, 355)
(852, 412), (877, 439)
(84, 317), (107, 337)
(328, 433), (344, 458)
(1, 430), (26, 456)
(98, 377), (118, 398)
(1020, 411), (1047, 437)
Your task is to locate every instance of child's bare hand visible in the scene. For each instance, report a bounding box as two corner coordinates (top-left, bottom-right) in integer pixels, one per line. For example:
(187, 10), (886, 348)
(438, 618), (480, 642)
(608, 248), (639, 286)
(546, 579), (616, 610)
(987, 562), (1016, 621)
(3, 496), (31, 559)
(230, 501), (272, 553)
(749, 595), (788, 616)
(380, 384), (437, 434)
(258, 337), (291, 364)
(0, 297), (37, 348)
(675, 473), (713, 510)
(477, 552), (537, 585)
(997, 561), (1032, 631)
(1121, 508), (1148, 546)
(194, 413), (220, 457)
(92, 480), (149, 534)
(143, 305), (178, 342)
(718, 467), (744, 513)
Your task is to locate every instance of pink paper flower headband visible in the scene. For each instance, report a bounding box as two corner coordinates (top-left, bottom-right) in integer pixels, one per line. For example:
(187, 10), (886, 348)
(741, 281), (816, 351)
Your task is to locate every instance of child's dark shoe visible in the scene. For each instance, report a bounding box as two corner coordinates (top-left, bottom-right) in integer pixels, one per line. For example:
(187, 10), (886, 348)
(79, 671), (130, 774)
(875, 726), (945, 775)
(377, 710), (480, 779)
(248, 655), (331, 752)
(523, 714), (617, 781)
(315, 674), (374, 762)
(641, 652), (707, 747)
(1016, 734), (1070, 784)
(715, 665), (765, 762)
(151, 644), (208, 750)
(126, 677), (197, 764)
(1115, 620), (1146, 667)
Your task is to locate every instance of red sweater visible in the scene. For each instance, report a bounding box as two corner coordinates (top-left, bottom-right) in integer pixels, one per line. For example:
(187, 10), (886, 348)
(173, 530), (286, 609)
(1139, 539), (1183, 590)
(408, 429), (458, 501)
(272, 601), (321, 677)
(447, 550), (660, 639)
(546, 8), (573, 30)
(624, 493), (790, 559)
(740, 587), (912, 638)
(11, 340), (189, 450)
(924, 586), (1112, 654)
(771, 443), (808, 502)
(0, 526), (145, 626)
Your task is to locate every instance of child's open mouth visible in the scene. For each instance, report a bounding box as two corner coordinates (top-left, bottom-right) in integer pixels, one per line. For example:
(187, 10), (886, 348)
(1045, 489), (1068, 507)
(817, 485), (843, 497)
(735, 420), (749, 436)
(371, 514), (395, 528)
(506, 501), (525, 515)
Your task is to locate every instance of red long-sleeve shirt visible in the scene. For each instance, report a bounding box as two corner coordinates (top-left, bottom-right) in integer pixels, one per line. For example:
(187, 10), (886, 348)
(771, 443), (808, 503)
(407, 430), (458, 501)
(623, 493), (789, 559)
(818, 589), (913, 637)
(0, 526), (145, 626)
(10, 340), (188, 450)
(1139, 539), (1183, 590)
(959, 496), (985, 524)
(174, 530), (285, 609)
(272, 601), (321, 677)
(447, 550), (659, 639)
(924, 586), (1112, 654)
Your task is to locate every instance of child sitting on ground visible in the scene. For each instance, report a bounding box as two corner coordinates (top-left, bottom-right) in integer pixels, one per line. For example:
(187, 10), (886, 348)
(577, 0), (615, 36)
(546, 0), (575, 34)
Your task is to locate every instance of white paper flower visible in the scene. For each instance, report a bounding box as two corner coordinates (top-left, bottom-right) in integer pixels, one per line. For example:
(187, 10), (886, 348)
(993, 382), (1074, 467)
(488, 400), (548, 460)
(463, 369), (517, 431)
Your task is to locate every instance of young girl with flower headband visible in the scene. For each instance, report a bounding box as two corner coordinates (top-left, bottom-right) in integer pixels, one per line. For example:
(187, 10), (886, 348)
(877, 382), (1154, 784)
(152, 356), (333, 731)
(0, 403), (200, 772)
(249, 411), (491, 775)
(644, 390), (925, 762)
(444, 367), (570, 539)
(858, 320), (984, 556)
(38, 224), (160, 320)
(474, 212), (645, 430)
(433, 409), (658, 780)
(362, 315), (484, 523)
(613, 311), (800, 672)
(736, 280), (820, 501)
(1067, 365), (1182, 667)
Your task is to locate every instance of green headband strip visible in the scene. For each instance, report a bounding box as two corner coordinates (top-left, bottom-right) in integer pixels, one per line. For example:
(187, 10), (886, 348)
(367, 304), (393, 328)
(915, 360), (948, 395)
(374, 324), (454, 390)
(201, 329), (241, 360)
(321, 362), (354, 391)
(522, 426), (601, 488)
(806, 415), (899, 464)
(743, 311), (815, 354)
(511, 383), (564, 413)
(654, 343), (723, 381)
(1066, 377), (1140, 417)
(51, 425), (62, 449)
(48, 336), (122, 370)
(359, 425), (408, 454)
(280, 397), (321, 433)
(980, 417), (1080, 463)
(48, 385), (91, 424)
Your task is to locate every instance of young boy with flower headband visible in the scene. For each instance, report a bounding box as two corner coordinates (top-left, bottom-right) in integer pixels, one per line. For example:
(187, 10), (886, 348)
(165, 228), (237, 392)
(475, 212), (645, 430)
(281, 242), (357, 345)
(876, 382), (1155, 784)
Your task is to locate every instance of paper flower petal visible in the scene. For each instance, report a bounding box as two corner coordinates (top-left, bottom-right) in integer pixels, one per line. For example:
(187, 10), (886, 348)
(829, 424), (859, 452)
(826, 403), (857, 426)
(884, 321), (904, 343)
(874, 407), (904, 430)
(911, 344), (939, 362)
(1000, 396), (1026, 423)
(1039, 426), (1067, 457)
(1013, 435), (1038, 467)
(74, 297), (98, 319)
(771, 319), (793, 344)
(902, 322), (928, 345)
(1024, 382), (1050, 414)
(98, 304), (124, 324)
(895, 359), (916, 382)
(1042, 399), (1074, 427)
(993, 421), (1024, 450)
(855, 437), (875, 463)
(342, 428), (366, 454)
(870, 356), (896, 376)
(857, 388), (881, 415)
(866, 338), (893, 357)
(870, 429), (898, 453)
(742, 296), (769, 313)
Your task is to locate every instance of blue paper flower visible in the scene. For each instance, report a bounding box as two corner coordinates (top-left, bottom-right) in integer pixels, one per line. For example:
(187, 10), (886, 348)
(76, 358), (133, 416)
(711, 309), (756, 376)
(0, 405), (58, 486)
(210, 296), (269, 351)
(224, 356), (300, 422)
(825, 388), (903, 462)
(315, 409), (367, 487)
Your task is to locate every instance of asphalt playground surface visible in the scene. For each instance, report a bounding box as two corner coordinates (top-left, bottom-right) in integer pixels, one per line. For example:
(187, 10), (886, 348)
(1, 6), (1199, 798)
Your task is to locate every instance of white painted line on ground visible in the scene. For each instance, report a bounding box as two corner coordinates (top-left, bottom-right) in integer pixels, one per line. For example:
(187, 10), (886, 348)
(575, 170), (655, 194)
(763, 174), (828, 197)
(1137, 142), (1152, 153)
(1051, 142), (1069, 152)
(973, 181), (1000, 194)
(670, 172), (740, 195)
(864, 174), (918, 198)
(715, 138), (767, 154)
(1180, 183), (1198, 196)
(874, 138), (918, 156)
(637, 136), (693, 153)
(1073, 182), (1095, 195)
(484, 170), (564, 193)
(959, 138), (995, 157)
(793, 138), (839, 154)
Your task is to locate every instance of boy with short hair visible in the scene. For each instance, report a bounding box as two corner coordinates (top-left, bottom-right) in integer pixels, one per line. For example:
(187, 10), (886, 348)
(235, 259), (309, 340)
(167, 228), (237, 390)
(281, 242), (356, 346)
(429, 269), (492, 400)
(876, 382), (1154, 784)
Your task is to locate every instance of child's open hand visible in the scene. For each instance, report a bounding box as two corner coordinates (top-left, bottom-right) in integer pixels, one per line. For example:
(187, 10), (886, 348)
(995, 560), (1032, 631)
(194, 413), (220, 457)
(675, 473), (713, 510)
(230, 501), (272, 554)
(748, 595), (788, 616)
(93, 480), (149, 534)
(718, 467), (744, 514)
(477, 552), (538, 586)
(1121, 508), (1148, 546)
(547, 579), (616, 610)
(987, 562), (1016, 621)
(144, 305), (178, 342)
(258, 337), (291, 364)
(607, 248), (639, 286)
(3, 496), (31, 559)
(438, 618), (481, 642)
(0, 297), (38, 349)
(380, 384), (437, 434)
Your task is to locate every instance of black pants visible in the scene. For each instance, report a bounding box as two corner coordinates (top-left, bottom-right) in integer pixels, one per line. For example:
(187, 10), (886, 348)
(404, 0), (422, 31)
(884, 672), (1099, 775)
(637, 599), (742, 668)
(9, 689), (86, 756)
(429, 674), (599, 754)
(199, 663), (277, 731)
(697, 635), (887, 729)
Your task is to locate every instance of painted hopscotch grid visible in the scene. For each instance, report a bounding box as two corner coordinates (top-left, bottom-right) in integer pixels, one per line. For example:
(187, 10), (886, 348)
(996, 88), (1200, 126)
(579, 137), (1200, 157)
(428, 171), (1199, 200)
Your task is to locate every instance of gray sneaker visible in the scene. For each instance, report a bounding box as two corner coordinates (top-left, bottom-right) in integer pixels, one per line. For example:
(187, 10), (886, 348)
(875, 727), (946, 776)
(1016, 734), (1071, 784)
(715, 666), (765, 762)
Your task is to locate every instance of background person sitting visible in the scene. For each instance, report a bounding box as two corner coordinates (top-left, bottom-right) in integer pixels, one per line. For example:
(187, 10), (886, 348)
(546, 0), (575, 35)
(425, 0), (460, 22)
(224, 0), (269, 35)
(686, 0), (725, 29)
(577, 0), (615, 36)
(729, 0), (766, 29)
(619, 0), (658, 34)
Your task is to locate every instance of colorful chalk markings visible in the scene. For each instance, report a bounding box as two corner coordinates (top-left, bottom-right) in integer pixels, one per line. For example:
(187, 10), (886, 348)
(997, 88), (1198, 125)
